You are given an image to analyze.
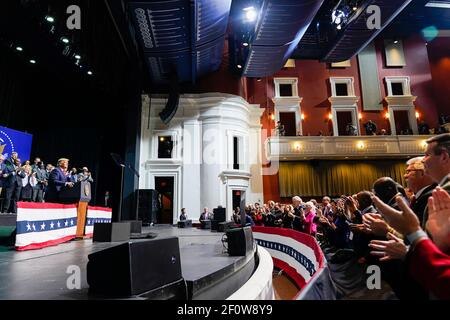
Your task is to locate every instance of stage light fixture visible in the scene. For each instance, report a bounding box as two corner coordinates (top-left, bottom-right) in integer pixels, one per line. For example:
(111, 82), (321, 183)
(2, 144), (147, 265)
(394, 40), (399, 44)
(243, 42), (249, 47)
(29, 59), (36, 64)
(61, 37), (69, 44)
(237, 64), (242, 69)
(74, 54), (81, 60)
(337, 25), (342, 30)
(45, 15), (55, 23)
(87, 71), (93, 75)
(353, 6), (358, 11)
(243, 6), (257, 22)
(16, 46), (23, 52)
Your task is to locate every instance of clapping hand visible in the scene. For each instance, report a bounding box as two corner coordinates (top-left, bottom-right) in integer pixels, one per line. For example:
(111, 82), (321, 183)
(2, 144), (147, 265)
(369, 233), (408, 261)
(371, 194), (421, 236)
(363, 213), (390, 237)
(426, 187), (450, 252)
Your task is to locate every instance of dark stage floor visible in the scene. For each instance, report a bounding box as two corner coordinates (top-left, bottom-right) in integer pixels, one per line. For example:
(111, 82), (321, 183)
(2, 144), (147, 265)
(0, 225), (256, 300)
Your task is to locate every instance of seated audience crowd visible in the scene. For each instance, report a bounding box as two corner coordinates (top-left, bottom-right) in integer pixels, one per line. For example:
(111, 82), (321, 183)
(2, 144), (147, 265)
(232, 133), (450, 300)
(0, 153), (93, 213)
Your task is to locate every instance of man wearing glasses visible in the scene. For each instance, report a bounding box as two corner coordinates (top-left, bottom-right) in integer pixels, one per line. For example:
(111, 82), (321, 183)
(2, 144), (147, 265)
(404, 156), (436, 226)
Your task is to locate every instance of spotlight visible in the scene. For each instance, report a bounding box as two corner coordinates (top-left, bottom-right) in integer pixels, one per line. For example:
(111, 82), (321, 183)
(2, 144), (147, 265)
(61, 37), (69, 44)
(394, 40), (399, 44)
(243, 6), (257, 22)
(353, 6), (358, 11)
(87, 71), (93, 75)
(332, 10), (346, 25)
(237, 64), (242, 69)
(29, 59), (36, 64)
(74, 54), (81, 60)
(16, 46), (23, 52)
(337, 25), (342, 30)
(242, 42), (249, 47)
(45, 15), (55, 23)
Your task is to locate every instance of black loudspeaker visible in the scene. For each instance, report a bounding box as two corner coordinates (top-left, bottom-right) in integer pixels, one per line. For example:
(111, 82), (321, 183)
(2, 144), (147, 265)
(226, 227), (254, 256)
(200, 220), (211, 229)
(93, 222), (131, 242)
(218, 221), (234, 232)
(159, 74), (180, 124)
(138, 189), (160, 225)
(210, 220), (219, 231)
(87, 237), (182, 296)
(213, 207), (226, 222)
(177, 220), (192, 228)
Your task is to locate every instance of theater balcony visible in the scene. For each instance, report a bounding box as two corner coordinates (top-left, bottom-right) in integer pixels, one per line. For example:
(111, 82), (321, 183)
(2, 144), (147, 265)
(265, 135), (432, 161)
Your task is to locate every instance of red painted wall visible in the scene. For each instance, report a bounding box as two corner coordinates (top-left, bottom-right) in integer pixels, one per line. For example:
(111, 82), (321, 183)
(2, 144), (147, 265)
(190, 37), (440, 202)
(375, 35), (439, 128)
(427, 37), (450, 116)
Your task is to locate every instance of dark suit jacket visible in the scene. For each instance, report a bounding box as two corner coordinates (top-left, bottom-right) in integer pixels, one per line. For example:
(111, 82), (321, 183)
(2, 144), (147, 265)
(411, 184), (437, 227)
(48, 167), (71, 191)
(3, 162), (26, 188)
(423, 175), (450, 229)
(46, 167), (70, 202)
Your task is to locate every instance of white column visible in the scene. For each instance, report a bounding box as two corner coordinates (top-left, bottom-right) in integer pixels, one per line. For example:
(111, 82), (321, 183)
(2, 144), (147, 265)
(182, 119), (201, 219)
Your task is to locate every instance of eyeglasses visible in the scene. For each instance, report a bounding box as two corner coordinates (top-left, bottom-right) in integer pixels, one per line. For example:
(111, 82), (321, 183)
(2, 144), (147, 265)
(405, 169), (423, 174)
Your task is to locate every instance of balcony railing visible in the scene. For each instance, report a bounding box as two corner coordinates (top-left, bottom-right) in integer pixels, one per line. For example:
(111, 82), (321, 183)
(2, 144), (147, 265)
(266, 135), (432, 160)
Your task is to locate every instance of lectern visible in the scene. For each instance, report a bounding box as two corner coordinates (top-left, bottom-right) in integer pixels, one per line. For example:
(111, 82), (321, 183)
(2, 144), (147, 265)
(59, 181), (92, 238)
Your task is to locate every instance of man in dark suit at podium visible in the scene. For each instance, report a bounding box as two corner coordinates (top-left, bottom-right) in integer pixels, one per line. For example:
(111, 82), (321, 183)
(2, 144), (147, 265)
(45, 158), (74, 203)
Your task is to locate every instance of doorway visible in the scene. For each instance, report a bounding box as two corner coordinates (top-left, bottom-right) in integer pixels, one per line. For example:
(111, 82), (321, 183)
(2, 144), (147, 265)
(393, 110), (412, 134)
(279, 112), (297, 136)
(336, 111), (354, 136)
(155, 177), (174, 224)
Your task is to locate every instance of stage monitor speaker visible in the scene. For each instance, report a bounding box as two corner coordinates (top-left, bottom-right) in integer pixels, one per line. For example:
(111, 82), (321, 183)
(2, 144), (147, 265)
(226, 226), (254, 256)
(210, 220), (219, 231)
(213, 207), (226, 222)
(137, 189), (159, 225)
(218, 221), (234, 232)
(87, 237), (182, 296)
(177, 220), (192, 228)
(200, 220), (211, 229)
(93, 222), (130, 242)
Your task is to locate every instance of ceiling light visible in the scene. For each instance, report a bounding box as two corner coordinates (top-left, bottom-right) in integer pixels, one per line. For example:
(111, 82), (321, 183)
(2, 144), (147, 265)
(425, 1), (450, 9)
(61, 37), (69, 44)
(29, 59), (36, 64)
(243, 6), (257, 22)
(16, 46), (23, 52)
(45, 15), (55, 23)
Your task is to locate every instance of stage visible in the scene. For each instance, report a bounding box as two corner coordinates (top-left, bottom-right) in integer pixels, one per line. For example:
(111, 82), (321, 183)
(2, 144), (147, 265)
(0, 225), (260, 300)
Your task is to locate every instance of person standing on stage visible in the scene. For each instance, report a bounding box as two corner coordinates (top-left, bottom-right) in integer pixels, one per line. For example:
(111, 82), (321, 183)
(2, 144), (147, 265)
(2, 157), (26, 213)
(45, 158), (74, 203)
(179, 208), (188, 221)
(199, 207), (211, 221)
(0, 155), (6, 197)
